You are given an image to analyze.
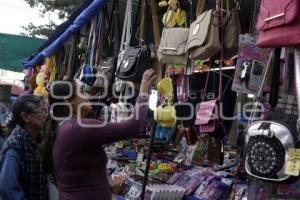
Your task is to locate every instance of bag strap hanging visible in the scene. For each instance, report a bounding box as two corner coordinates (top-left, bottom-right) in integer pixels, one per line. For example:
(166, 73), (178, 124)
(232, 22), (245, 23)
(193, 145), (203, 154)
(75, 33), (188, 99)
(150, 0), (162, 84)
(294, 48), (300, 132)
(202, 61), (212, 102)
(248, 50), (274, 126)
(218, 0), (224, 102)
(120, 0), (132, 51)
(135, 0), (150, 46)
(101, 0), (121, 58)
(196, 0), (207, 17)
(269, 48), (281, 108)
(150, 0), (161, 48)
(95, 7), (108, 65)
(138, 0), (147, 45)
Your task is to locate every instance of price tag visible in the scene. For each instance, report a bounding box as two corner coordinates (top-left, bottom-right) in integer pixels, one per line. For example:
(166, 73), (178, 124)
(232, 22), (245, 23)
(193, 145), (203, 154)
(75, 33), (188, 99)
(288, 149), (300, 159)
(285, 160), (300, 176)
(285, 148), (300, 176)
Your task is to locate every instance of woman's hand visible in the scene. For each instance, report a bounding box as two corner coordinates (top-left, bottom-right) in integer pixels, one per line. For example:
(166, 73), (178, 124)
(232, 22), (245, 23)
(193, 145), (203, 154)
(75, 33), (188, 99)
(139, 69), (157, 96)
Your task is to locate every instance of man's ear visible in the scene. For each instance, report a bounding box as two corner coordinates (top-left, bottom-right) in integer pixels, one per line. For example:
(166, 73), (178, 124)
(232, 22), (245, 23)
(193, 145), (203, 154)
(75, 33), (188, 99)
(20, 112), (30, 124)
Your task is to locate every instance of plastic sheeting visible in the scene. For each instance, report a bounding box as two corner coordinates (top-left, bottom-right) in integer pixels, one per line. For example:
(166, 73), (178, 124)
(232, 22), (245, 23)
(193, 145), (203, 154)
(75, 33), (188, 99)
(23, 0), (108, 69)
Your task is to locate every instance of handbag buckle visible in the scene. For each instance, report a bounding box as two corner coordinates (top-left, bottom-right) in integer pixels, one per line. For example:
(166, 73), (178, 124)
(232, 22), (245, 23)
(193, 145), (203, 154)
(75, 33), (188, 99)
(264, 13), (285, 22)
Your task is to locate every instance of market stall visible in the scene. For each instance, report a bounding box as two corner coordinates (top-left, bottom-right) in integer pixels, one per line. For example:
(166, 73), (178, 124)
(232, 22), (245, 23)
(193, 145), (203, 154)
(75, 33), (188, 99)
(23, 0), (300, 199)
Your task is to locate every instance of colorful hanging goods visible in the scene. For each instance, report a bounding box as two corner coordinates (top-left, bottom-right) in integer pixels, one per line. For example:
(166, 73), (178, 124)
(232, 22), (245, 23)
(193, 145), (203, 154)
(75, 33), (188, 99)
(162, 0), (187, 28)
(155, 77), (176, 127)
(34, 72), (48, 97)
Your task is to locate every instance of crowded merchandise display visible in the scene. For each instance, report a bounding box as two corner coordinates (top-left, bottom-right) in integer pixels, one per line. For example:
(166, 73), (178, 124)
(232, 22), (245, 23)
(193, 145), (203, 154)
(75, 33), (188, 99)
(1, 0), (300, 200)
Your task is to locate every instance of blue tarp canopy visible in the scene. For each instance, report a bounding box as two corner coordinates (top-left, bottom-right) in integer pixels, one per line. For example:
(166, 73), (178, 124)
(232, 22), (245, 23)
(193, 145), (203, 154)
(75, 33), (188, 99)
(23, 0), (108, 69)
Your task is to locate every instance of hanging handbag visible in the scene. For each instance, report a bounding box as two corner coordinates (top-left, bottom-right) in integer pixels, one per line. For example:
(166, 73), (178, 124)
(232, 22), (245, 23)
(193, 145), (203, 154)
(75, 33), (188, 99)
(194, 62), (223, 135)
(158, 27), (189, 65)
(116, 0), (152, 83)
(194, 3), (226, 136)
(256, 0), (300, 48)
(185, 10), (221, 60)
(93, 2), (120, 90)
(114, 0), (133, 92)
(94, 57), (116, 89)
(116, 46), (152, 82)
(207, 136), (223, 164)
(223, 0), (242, 59)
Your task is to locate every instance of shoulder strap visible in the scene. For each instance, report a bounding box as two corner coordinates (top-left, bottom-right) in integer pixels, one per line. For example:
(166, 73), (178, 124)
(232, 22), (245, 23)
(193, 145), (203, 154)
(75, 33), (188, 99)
(218, 0), (224, 101)
(102, 0), (120, 57)
(294, 48), (300, 133)
(139, 0), (147, 45)
(150, 0), (161, 48)
(129, 0), (142, 47)
(120, 0), (132, 51)
(269, 48), (281, 107)
(196, 0), (207, 17)
(202, 60), (212, 101)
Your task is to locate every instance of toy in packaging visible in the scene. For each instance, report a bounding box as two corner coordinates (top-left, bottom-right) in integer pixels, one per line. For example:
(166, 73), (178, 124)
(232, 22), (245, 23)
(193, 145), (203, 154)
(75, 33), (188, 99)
(232, 34), (271, 95)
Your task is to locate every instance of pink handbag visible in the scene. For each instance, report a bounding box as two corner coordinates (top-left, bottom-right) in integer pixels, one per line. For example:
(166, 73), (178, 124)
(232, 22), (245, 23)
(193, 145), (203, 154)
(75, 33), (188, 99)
(194, 60), (222, 134)
(256, 0), (300, 48)
(195, 99), (219, 133)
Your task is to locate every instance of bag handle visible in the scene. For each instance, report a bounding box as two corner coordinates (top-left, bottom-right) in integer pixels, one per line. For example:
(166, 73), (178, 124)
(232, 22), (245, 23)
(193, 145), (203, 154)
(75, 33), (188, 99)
(201, 0), (224, 102)
(135, 0), (149, 46)
(102, 0), (121, 57)
(150, 0), (161, 48)
(120, 0), (132, 51)
(218, 0), (224, 101)
(248, 50), (275, 126)
(202, 60), (212, 102)
(196, 0), (207, 17)
(294, 48), (300, 133)
(269, 48), (281, 107)
(138, 0), (146, 45)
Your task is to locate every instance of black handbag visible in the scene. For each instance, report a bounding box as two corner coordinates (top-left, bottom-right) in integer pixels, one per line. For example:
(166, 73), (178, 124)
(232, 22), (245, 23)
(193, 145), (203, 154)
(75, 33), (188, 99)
(116, 0), (152, 83)
(116, 46), (152, 82)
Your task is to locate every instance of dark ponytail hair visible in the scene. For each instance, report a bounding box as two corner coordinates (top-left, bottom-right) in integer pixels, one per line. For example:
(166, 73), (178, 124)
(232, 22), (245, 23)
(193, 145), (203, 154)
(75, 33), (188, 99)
(41, 81), (77, 175)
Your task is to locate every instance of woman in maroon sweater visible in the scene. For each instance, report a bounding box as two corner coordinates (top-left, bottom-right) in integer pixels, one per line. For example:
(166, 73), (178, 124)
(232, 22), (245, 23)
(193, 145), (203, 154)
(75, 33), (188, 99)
(42, 69), (156, 200)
